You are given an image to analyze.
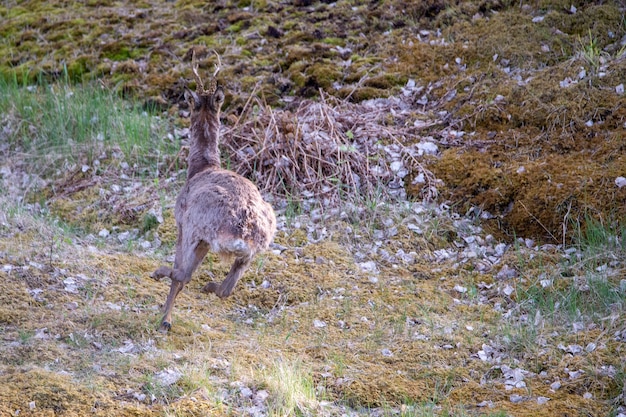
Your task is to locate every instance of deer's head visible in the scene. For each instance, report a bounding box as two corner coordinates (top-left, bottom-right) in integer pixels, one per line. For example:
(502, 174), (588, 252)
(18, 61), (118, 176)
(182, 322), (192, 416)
(185, 50), (224, 117)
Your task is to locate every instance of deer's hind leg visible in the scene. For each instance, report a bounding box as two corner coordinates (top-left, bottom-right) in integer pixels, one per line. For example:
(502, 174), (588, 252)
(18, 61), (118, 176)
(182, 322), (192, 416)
(152, 222), (185, 281)
(159, 240), (209, 332)
(202, 255), (252, 298)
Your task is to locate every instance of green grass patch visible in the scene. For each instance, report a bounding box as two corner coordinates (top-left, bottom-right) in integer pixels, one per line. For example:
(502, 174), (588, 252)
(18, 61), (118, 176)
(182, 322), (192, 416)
(0, 74), (176, 179)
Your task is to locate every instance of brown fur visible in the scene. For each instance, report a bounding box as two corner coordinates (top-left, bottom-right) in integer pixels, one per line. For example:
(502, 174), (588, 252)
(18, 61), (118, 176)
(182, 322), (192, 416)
(152, 54), (276, 332)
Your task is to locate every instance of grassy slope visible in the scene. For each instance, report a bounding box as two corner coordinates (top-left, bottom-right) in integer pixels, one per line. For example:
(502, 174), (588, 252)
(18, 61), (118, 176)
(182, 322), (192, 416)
(1, 1), (626, 416)
(2, 0), (625, 242)
(1, 188), (623, 416)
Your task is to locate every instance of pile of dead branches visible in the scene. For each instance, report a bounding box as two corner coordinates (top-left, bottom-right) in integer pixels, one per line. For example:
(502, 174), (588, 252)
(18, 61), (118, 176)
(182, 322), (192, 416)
(222, 91), (438, 204)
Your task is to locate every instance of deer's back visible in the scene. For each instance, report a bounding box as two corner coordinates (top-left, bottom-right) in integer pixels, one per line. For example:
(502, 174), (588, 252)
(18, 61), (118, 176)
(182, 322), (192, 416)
(176, 168), (276, 256)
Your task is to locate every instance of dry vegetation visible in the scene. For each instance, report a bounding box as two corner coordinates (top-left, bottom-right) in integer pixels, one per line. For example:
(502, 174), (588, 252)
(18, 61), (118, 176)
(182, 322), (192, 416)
(1, 0), (626, 416)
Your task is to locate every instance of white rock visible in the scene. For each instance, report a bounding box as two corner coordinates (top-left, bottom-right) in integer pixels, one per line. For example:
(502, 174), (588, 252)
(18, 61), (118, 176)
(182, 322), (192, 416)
(560, 77), (577, 88)
(155, 368), (182, 386)
(537, 396), (551, 405)
(240, 386), (253, 399)
(615, 176), (626, 188)
(569, 370), (584, 379)
(381, 348), (393, 357)
(313, 319), (327, 328)
(503, 285), (515, 297)
(509, 394), (524, 403)
(358, 261), (379, 274)
(617, 84), (624, 94)
(98, 229), (110, 238)
(550, 381), (561, 391)
(454, 285), (467, 294)
(389, 161), (404, 173)
(254, 390), (269, 405)
(532, 16), (544, 23)
(417, 141), (438, 155)
(117, 231), (131, 242)
(585, 342), (596, 353)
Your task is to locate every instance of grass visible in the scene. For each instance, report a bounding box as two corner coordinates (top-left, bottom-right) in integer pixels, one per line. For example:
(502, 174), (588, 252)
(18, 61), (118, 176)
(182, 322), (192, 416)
(0, 72), (176, 181)
(255, 358), (319, 417)
(1, 39), (625, 417)
(517, 217), (626, 327)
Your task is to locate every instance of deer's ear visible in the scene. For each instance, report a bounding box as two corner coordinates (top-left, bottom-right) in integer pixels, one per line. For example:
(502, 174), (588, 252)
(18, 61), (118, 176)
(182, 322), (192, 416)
(184, 88), (200, 109)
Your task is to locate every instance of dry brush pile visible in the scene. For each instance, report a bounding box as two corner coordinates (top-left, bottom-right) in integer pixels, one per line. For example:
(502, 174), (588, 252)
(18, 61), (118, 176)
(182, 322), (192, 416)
(221, 90), (440, 205)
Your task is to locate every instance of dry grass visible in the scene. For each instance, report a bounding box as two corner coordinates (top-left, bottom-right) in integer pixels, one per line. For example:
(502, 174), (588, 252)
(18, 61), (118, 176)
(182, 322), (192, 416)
(222, 90), (439, 204)
(0, 182), (623, 416)
(1, 1), (626, 416)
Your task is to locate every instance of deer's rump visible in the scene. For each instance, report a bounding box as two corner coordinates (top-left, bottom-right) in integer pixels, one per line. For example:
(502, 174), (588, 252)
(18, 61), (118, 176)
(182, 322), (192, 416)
(176, 168), (276, 258)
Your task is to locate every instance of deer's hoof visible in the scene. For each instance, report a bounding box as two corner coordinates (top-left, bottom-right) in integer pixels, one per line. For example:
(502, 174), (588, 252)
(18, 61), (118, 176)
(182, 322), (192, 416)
(201, 282), (219, 294)
(151, 266), (172, 281)
(159, 321), (172, 333)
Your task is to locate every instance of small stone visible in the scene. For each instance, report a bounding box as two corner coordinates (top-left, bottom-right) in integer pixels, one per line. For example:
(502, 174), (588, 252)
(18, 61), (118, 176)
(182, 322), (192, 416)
(509, 394), (524, 403)
(537, 396), (550, 405)
(134, 392), (147, 402)
(240, 386), (253, 399)
(155, 368), (182, 386)
(358, 261), (378, 274)
(65, 302), (79, 310)
(502, 285), (515, 297)
(454, 285), (467, 293)
(117, 231), (131, 242)
(381, 348), (393, 357)
(550, 381), (561, 391)
(313, 319), (327, 328)
(254, 389), (269, 405)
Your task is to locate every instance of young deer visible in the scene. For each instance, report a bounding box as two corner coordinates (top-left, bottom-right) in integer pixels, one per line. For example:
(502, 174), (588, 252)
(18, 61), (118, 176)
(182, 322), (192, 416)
(152, 52), (276, 332)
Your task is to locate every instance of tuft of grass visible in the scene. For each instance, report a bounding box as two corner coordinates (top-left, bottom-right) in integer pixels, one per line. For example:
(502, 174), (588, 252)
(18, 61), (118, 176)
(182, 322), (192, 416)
(510, 217), (626, 348)
(256, 358), (319, 417)
(576, 29), (609, 72)
(0, 75), (175, 179)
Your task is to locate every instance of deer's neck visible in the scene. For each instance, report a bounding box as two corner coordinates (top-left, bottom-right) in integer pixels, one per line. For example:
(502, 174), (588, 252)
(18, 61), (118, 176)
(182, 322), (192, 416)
(187, 115), (221, 179)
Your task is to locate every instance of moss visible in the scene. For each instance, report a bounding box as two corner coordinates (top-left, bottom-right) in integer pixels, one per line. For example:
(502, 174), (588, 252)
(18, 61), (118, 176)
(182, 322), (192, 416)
(322, 37), (345, 46)
(337, 86), (390, 102)
(363, 73), (404, 90)
(304, 61), (342, 89)
(66, 56), (92, 81)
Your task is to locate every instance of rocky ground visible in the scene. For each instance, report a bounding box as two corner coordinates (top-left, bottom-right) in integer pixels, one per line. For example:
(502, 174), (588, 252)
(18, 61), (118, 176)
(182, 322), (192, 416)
(1, 0), (626, 416)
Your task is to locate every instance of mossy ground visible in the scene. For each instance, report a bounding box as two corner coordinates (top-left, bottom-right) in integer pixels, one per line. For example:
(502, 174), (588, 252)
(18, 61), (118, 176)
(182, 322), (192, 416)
(4, 0), (624, 242)
(1, 0), (626, 416)
(1, 178), (624, 415)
